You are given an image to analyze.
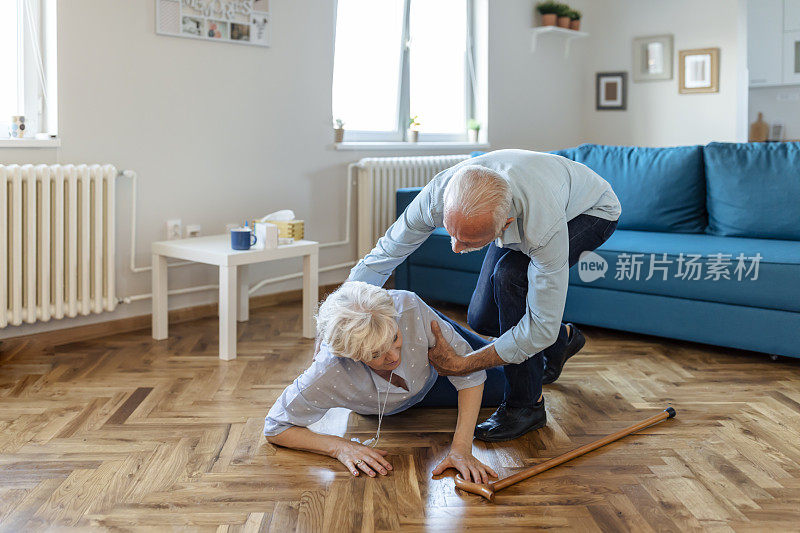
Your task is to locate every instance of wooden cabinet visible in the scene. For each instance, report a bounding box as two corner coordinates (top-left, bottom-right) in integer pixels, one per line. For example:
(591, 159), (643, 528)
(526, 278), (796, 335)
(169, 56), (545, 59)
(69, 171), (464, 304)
(749, 0), (785, 85)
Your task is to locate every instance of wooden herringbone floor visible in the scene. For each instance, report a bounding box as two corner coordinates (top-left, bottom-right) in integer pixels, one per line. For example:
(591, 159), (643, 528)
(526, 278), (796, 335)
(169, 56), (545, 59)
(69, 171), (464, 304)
(1, 300), (800, 532)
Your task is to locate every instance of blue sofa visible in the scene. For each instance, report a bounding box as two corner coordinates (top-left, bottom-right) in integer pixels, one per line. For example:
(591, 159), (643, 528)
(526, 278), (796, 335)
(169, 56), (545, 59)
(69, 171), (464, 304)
(394, 143), (800, 358)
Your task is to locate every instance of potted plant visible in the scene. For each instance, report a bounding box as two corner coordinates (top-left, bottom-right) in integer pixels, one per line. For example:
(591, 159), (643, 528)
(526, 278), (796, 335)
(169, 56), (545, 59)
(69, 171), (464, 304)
(536, 1), (560, 26)
(568, 9), (581, 31)
(556, 3), (572, 28)
(467, 118), (481, 143)
(407, 115), (420, 142)
(333, 118), (345, 143)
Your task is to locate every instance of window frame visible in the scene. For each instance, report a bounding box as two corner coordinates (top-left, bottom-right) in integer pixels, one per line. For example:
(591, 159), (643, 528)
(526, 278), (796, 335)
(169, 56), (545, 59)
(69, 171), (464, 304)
(339, 0), (477, 143)
(2, 0), (57, 139)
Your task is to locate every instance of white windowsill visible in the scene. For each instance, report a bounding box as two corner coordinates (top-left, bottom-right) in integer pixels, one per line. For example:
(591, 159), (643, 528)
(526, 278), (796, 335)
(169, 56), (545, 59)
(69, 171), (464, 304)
(334, 141), (490, 151)
(0, 137), (61, 148)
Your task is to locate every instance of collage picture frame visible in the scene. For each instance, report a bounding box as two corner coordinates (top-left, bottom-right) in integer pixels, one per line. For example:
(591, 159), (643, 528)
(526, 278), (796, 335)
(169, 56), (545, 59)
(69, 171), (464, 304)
(156, 0), (271, 48)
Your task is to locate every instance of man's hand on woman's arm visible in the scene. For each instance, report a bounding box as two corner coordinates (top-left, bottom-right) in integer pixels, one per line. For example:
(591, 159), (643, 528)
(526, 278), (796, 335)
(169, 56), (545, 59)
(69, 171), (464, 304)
(431, 383), (497, 483)
(427, 321), (505, 376)
(267, 426), (392, 478)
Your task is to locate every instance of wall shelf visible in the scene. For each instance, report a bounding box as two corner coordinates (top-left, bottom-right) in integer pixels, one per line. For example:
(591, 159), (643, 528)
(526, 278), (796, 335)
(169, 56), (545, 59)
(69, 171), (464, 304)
(531, 26), (588, 57)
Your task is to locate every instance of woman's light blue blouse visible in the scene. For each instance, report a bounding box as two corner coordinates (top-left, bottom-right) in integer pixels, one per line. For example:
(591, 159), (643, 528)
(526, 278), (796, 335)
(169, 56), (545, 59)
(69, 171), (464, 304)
(263, 290), (486, 436)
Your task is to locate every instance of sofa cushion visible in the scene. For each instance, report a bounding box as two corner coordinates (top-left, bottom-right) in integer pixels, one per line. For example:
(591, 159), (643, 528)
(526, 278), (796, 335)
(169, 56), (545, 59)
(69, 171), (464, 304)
(704, 142), (800, 240)
(570, 144), (707, 233)
(569, 229), (800, 312)
(549, 148), (576, 159)
(397, 188), (487, 272)
(409, 228), (487, 272)
(405, 265), (480, 305)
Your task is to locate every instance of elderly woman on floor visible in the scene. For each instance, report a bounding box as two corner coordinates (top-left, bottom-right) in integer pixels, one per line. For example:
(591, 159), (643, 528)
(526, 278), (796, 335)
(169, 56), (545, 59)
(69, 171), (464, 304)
(264, 281), (506, 482)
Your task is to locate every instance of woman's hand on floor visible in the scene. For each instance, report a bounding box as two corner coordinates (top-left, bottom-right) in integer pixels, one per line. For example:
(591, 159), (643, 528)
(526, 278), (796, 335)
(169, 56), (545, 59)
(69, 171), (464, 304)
(431, 447), (498, 484)
(332, 440), (393, 478)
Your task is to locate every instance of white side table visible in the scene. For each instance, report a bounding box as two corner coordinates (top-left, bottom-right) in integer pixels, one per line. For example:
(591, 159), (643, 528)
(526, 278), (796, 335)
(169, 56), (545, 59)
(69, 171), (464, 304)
(151, 235), (319, 360)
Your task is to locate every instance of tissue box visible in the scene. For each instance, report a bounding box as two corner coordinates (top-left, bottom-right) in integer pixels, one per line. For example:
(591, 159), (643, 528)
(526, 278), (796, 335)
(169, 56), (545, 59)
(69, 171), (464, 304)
(271, 219), (304, 241)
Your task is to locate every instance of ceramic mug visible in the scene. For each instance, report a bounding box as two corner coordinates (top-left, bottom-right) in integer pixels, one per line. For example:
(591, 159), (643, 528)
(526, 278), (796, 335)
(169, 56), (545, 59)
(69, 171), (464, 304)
(230, 227), (257, 250)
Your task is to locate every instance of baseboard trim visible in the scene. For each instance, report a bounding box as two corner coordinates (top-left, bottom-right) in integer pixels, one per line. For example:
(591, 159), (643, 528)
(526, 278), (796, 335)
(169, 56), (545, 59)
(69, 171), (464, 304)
(0, 283), (340, 349)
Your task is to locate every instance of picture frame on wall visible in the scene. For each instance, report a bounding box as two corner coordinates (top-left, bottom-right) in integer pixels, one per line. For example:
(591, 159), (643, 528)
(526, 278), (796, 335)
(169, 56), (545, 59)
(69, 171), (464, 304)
(156, 0), (271, 48)
(632, 35), (673, 82)
(596, 72), (627, 110)
(679, 48), (720, 94)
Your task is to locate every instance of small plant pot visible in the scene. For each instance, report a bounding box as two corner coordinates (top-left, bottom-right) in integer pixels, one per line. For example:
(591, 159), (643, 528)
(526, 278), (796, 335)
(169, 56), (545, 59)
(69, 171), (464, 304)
(541, 13), (557, 26)
(557, 16), (571, 28)
(468, 129), (479, 143)
(333, 128), (344, 143)
(407, 129), (419, 143)
(569, 19), (581, 31)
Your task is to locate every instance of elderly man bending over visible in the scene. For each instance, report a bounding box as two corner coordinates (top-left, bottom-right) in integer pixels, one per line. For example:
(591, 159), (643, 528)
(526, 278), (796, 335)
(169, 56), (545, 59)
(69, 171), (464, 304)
(347, 149), (621, 441)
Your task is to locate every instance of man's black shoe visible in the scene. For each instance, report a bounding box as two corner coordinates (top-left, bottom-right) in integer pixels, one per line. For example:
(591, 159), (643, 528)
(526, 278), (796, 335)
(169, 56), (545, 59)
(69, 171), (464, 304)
(474, 399), (546, 442)
(542, 324), (585, 385)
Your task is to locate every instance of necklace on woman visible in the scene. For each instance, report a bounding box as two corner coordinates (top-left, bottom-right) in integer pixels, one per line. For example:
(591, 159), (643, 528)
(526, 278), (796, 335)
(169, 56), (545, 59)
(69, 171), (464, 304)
(354, 370), (394, 448)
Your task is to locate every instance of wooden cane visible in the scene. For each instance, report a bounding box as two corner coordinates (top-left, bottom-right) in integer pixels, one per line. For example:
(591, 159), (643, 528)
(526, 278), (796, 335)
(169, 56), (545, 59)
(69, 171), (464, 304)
(454, 407), (677, 501)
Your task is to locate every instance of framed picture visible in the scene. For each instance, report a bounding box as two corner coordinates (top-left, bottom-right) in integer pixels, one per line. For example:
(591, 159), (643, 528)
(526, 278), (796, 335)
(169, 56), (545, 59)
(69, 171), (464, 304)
(206, 19), (229, 40)
(596, 72), (627, 110)
(679, 48), (719, 94)
(156, 0), (270, 48)
(249, 12), (270, 46)
(633, 35), (673, 81)
(231, 22), (250, 41)
(181, 15), (203, 36)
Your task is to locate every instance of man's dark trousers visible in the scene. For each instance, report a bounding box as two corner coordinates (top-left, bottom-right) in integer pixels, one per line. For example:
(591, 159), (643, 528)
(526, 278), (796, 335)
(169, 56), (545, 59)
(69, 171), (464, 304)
(466, 214), (618, 407)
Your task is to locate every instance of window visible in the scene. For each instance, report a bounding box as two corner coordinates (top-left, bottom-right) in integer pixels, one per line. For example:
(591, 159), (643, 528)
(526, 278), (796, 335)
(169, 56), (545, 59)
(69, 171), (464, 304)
(0, 0), (58, 139)
(332, 0), (478, 142)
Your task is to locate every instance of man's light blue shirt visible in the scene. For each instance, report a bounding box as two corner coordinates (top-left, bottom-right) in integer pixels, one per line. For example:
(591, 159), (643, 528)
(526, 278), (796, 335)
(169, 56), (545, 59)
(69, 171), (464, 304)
(348, 149), (621, 364)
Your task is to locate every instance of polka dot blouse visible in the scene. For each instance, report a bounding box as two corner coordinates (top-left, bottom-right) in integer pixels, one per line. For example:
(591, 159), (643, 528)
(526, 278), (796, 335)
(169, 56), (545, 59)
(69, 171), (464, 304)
(263, 290), (486, 436)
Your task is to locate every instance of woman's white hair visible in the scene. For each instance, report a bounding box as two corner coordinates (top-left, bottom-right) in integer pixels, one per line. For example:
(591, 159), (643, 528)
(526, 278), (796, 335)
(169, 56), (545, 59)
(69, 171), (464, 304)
(315, 281), (399, 363)
(443, 165), (513, 235)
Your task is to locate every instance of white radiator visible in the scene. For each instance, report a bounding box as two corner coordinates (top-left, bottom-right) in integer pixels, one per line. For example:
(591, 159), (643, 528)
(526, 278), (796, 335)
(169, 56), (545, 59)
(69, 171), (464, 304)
(355, 155), (469, 257)
(1, 164), (117, 328)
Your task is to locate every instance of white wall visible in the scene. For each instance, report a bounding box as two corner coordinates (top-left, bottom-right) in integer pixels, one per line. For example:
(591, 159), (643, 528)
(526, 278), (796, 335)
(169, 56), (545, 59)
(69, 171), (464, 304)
(1, 0), (592, 339)
(1, 0), (749, 339)
(580, 0), (745, 147)
(485, 0), (589, 151)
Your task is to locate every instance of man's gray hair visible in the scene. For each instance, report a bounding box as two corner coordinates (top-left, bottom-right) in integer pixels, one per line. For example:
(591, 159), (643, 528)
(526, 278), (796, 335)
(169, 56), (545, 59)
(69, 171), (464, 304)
(316, 281), (399, 363)
(443, 165), (513, 234)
